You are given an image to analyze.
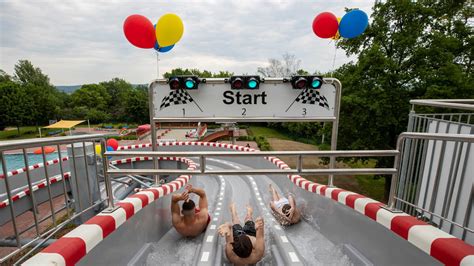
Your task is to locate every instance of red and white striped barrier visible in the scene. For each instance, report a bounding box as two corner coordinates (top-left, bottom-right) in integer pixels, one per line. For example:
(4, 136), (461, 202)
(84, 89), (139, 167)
(24, 156), (196, 266)
(0, 157), (69, 179)
(0, 172), (71, 208)
(24, 142), (474, 266)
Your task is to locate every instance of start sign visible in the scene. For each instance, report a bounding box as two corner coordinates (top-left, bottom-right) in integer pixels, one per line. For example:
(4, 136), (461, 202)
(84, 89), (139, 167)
(151, 78), (338, 121)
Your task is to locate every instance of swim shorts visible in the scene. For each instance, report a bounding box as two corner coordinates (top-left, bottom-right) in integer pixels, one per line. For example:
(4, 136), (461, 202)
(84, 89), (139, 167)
(232, 221), (256, 237)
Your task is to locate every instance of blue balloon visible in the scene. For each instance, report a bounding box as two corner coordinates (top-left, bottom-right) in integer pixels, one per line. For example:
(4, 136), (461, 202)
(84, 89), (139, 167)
(339, 9), (369, 39)
(153, 23), (175, 53)
(106, 146), (114, 151)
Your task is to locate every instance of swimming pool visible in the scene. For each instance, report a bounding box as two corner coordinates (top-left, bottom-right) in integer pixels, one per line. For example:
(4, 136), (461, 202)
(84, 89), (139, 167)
(0, 152), (68, 173)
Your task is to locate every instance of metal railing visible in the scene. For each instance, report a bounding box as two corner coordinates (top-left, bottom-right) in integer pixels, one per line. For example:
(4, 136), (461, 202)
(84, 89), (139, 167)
(105, 150), (399, 177)
(106, 132), (473, 243)
(0, 134), (115, 263)
(389, 132), (474, 242)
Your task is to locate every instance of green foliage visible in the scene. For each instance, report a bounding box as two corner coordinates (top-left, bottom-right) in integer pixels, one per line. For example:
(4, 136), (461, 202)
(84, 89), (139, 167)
(0, 81), (31, 133)
(163, 68), (234, 78)
(335, 0), (473, 199)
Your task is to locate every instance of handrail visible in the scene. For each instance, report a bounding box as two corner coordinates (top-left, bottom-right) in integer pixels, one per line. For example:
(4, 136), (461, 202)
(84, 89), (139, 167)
(106, 150), (399, 157)
(387, 132), (474, 208)
(410, 99), (474, 111)
(0, 134), (106, 151)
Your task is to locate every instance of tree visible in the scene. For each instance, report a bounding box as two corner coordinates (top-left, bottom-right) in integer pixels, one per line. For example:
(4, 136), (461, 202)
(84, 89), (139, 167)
(71, 84), (110, 110)
(336, 0), (474, 200)
(125, 85), (149, 124)
(163, 68), (234, 78)
(257, 53), (301, 77)
(13, 60), (62, 125)
(0, 81), (31, 134)
(99, 78), (134, 121)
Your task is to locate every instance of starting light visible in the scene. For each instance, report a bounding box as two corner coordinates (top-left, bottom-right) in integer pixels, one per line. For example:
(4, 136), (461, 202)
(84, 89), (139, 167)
(168, 76), (201, 90)
(229, 76), (261, 90)
(291, 76), (323, 89)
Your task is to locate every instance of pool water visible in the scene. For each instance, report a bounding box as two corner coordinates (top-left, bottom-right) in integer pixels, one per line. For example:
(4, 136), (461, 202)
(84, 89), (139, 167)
(0, 152), (68, 173)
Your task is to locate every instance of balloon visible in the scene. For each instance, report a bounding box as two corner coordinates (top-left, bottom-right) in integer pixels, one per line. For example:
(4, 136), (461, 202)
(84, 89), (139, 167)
(331, 17), (342, 40)
(312, 12), (339, 39)
(106, 146), (114, 152)
(153, 24), (175, 53)
(339, 9), (369, 39)
(155, 43), (174, 53)
(123, 14), (156, 49)
(106, 138), (119, 151)
(95, 144), (102, 156)
(155, 14), (184, 47)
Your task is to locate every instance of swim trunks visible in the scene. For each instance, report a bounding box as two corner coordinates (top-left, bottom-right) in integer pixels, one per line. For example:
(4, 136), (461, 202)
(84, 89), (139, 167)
(232, 221), (256, 237)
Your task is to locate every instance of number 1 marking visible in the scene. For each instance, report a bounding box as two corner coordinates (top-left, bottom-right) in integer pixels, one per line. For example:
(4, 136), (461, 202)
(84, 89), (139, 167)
(182, 108), (186, 117)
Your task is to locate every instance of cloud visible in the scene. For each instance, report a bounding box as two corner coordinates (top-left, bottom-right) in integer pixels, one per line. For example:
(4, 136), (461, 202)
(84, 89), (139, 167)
(0, 0), (374, 85)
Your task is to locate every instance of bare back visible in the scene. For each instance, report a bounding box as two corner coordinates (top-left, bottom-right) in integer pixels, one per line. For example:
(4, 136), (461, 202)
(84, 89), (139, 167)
(225, 235), (265, 265)
(173, 210), (209, 237)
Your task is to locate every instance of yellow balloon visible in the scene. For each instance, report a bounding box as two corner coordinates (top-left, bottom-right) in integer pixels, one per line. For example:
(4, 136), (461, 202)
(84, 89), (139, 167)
(331, 17), (342, 40)
(156, 14), (184, 47)
(95, 144), (102, 156)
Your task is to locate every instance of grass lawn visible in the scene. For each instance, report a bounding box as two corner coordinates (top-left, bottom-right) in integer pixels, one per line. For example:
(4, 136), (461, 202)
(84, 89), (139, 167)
(247, 126), (292, 140)
(0, 126), (59, 140)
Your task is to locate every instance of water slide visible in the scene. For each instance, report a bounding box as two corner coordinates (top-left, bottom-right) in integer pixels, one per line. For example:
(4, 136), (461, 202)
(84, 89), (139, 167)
(22, 143), (454, 266)
(201, 130), (233, 142)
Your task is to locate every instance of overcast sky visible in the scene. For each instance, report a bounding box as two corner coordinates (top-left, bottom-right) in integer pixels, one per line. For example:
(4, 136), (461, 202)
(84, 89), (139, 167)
(0, 0), (374, 85)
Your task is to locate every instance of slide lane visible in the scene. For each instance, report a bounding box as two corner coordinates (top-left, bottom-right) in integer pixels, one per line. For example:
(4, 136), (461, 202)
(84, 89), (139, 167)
(142, 156), (353, 266)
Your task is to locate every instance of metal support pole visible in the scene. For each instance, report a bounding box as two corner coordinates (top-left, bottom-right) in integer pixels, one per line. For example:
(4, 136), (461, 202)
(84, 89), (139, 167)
(328, 79), (341, 187)
(149, 80), (160, 185)
(200, 155), (206, 174)
(0, 152), (21, 247)
(22, 148), (40, 236)
(100, 139), (116, 211)
(297, 155), (303, 173)
(41, 146), (56, 225)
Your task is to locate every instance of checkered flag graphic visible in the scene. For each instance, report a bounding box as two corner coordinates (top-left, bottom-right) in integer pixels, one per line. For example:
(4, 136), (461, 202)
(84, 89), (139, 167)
(294, 88), (330, 109)
(160, 89), (194, 110)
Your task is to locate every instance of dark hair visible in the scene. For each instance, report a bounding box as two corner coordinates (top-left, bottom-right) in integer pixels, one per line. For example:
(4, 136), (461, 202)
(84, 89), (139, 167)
(282, 204), (291, 217)
(232, 235), (253, 258)
(182, 199), (195, 212)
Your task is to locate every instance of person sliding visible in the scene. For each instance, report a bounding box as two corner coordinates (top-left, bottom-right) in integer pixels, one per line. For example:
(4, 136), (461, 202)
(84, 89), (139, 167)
(218, 203), (265, 264)
(268, 184), (301, 225)
(171, 184), (210, 237)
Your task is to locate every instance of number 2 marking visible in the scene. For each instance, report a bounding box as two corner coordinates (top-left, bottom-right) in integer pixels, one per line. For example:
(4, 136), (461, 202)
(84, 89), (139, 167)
(242, 108), (247, 116)
(302, 108), (307, 116)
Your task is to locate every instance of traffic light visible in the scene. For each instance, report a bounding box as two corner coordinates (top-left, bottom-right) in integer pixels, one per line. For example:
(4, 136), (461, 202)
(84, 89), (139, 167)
(229, 76), (261, 90)
(290, 76), (323, 89)
(167, 76), (202, 90)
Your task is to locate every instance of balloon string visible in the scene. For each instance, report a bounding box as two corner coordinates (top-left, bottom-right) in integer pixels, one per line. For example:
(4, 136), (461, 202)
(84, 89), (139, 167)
(331, 41), (337, 78)
(156, 51), (160, 78)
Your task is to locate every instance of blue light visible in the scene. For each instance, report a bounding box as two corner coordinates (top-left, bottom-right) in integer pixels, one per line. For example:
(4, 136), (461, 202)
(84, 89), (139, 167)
(311, 80), (321, 88)
(248, 80), (257, 89)
(185, 80), (195, 89)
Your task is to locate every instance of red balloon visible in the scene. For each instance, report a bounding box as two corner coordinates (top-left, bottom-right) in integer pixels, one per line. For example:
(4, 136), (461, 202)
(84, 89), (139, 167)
(312, 12), (339, 39)
(123, 15), (156, 49)
(107, 138), (119, 151)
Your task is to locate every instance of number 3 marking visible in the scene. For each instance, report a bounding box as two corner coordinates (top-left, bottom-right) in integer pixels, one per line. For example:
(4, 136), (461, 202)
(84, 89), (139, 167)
(302, 108), (307, 116)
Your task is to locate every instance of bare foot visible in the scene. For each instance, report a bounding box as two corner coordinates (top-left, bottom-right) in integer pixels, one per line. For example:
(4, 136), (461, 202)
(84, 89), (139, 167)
(246, 204), (253, 216)
(268, 184), (274, 193)
(229, 202), (236, 212)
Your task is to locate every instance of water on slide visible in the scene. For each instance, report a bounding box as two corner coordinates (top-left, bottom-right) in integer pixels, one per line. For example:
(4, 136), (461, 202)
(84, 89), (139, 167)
(145, 159), (352, 265)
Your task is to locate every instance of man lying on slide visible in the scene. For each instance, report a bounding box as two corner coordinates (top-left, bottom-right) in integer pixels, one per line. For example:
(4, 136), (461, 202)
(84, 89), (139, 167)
(269, 184), (301, 225)
(171, 184), (210, 237)
(218, 203), (265, 265)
